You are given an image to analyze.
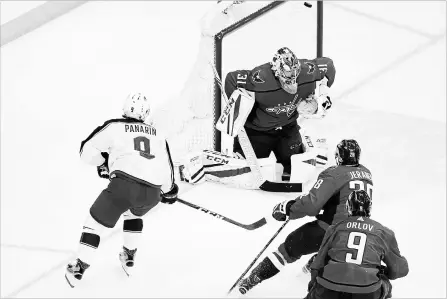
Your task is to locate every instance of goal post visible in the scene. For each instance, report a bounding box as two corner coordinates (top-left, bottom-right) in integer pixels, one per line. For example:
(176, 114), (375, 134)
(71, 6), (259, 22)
(213, 1), (324, 152)
(152, 1), (323, 164)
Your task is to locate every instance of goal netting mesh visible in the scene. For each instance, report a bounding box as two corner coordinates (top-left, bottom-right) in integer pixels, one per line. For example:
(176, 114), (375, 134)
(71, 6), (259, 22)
(151, 1), (321, 164)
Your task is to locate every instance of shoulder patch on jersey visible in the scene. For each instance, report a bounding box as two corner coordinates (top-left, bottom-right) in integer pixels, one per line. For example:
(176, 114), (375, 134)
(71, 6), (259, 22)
(252, 69), (265, 84)
(305, 62), (315, 74)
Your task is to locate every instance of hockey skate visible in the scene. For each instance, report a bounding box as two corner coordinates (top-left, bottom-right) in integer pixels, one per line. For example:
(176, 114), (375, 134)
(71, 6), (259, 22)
(65, 258), (90, 288)
(238, 274), (261, 295)
(119, 246), (137, 277)
(302, 254), (317, 274)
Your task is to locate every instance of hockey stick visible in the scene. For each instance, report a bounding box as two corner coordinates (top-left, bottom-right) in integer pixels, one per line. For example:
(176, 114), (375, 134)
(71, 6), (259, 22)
(177, 198), (267, 230)
(209, 62), (264, 189)
(227, 219), (290, 294)
(209, 62), (302, 193)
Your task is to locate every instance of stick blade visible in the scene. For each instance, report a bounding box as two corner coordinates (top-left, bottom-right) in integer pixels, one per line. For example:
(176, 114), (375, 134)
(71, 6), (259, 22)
(259, 181), (302, 193)
(243, 217), (267, 230)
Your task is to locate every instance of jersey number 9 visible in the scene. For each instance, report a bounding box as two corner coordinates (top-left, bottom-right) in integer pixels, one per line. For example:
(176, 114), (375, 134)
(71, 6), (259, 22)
(133, 136), (155, 160)
(346, 232), (367, 265)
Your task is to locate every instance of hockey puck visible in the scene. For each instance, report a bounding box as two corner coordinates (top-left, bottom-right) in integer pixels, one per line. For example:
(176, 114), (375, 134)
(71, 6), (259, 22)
(304, 2), (312, 8)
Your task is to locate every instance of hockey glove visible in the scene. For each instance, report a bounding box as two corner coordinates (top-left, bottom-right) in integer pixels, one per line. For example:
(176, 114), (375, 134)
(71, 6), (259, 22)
(97, 152), (109, 179)
(377, 265), (390, 279)
(377, 266), (393, 299)
(272, 199), (296, 221)
(307, 268), (320, 292)
(161, 183), (179, 204)
(314, 95), (332, 118)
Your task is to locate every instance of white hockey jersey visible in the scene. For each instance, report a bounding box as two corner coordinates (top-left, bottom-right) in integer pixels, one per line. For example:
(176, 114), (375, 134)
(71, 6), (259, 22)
(80, 118), (174, 192)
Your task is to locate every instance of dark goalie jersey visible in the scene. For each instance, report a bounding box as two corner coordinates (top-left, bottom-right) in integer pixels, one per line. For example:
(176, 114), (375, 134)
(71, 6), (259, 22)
(224, 57), (336, 131)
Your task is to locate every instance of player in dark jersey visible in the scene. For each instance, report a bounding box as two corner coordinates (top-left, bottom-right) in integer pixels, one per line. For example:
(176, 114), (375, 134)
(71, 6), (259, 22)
(224, 47), (335, 176)
(306, 190), (409, 299)
(237, 139), (372, 295)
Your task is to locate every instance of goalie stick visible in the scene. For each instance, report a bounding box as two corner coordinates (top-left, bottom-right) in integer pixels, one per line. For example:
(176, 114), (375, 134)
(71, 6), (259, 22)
(177, 198), (267, 230)
(209, 62), (302, 193)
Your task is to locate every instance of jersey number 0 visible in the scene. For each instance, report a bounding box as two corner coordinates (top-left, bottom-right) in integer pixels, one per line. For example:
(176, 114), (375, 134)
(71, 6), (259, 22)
(133, 136), (155, 159)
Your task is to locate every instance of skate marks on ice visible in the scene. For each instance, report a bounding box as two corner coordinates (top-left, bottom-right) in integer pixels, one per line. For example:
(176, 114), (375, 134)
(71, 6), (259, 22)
(322, 2), (446, 123)
(0, 246), (73, 298)
(7, 182), (305, 298)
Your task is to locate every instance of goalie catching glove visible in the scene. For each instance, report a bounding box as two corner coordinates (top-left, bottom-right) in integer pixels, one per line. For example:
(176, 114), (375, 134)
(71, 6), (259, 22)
(297, 94), (332, 119)
(297, 77), (332, 119)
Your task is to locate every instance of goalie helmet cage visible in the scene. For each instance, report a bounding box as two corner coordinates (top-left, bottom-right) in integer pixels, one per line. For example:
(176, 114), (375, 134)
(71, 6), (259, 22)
(154, 1), (323, 163)
(213, 1), (323, 152)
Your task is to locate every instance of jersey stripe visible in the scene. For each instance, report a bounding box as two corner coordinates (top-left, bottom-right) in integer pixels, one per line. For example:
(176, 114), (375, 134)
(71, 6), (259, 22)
(79, 118), (144, 155)
(165, 141), (175, 186)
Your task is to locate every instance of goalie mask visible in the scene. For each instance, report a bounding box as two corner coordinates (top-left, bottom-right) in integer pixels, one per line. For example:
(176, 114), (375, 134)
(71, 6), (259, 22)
(335, 139), (361, 166)
(122, 92), (151, 121)
(271, 47), (301, 85)
(346, 190), (372, 218)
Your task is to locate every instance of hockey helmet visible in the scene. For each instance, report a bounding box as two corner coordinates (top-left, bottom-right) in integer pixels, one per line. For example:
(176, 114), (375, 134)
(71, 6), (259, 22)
(122, 92), (151, 121)
(346, 190), (372, 217)
(271, 47), (301, 85)
(335, 139), (361, 166)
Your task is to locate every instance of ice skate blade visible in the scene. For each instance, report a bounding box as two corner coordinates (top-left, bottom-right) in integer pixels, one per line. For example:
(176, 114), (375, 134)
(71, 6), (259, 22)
(121, 264), (131, 277)
(65, 273), (77, 288)
(302, 265), (311, 274)
(226, 289), (245, 298)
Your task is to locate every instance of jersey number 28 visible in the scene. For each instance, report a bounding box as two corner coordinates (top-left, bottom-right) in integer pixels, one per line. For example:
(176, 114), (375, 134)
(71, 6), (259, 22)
(133, 136), (155, 160)
(349, 180), (373, 199)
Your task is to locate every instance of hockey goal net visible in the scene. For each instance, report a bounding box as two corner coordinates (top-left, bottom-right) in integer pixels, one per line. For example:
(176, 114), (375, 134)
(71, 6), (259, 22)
(152, 1), (323, 164)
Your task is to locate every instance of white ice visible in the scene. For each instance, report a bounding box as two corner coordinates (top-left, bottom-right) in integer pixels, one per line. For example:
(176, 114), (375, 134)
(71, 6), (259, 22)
(0, 1), (445, 298)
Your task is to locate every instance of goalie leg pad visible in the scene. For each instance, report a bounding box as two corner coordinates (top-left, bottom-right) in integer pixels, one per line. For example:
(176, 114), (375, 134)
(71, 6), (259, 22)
(290, 152), (320, 184)
(294, 131), (329, 178)
(180, 152), (206, 184)
(202, 149), (248, 177)
(201, 150), (262, 189)
(215, 88), (254, 137)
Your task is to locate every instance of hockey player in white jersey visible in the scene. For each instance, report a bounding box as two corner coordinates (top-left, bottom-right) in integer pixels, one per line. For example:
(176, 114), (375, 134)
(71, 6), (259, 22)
(65, 92), (179, 287)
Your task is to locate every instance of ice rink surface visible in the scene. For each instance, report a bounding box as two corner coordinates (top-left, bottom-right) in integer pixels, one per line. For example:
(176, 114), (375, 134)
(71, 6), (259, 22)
(1, 1), (445, 298)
